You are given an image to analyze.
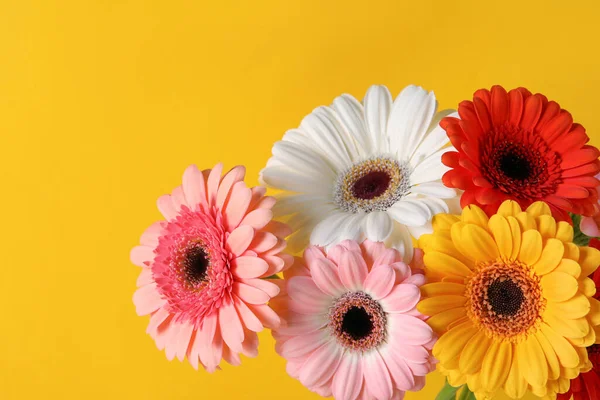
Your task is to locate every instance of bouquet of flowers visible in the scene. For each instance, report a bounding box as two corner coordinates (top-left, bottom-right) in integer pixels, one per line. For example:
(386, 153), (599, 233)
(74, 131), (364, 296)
(129, 84), (600, 400)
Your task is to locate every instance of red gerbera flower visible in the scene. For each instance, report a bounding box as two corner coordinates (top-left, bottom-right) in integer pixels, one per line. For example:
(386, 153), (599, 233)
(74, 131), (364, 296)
(558, 239), (600, 400)
(441, 85), (600, 221)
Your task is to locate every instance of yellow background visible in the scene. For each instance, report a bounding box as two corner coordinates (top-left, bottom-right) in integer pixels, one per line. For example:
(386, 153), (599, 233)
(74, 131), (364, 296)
(2, 0), (599, 399)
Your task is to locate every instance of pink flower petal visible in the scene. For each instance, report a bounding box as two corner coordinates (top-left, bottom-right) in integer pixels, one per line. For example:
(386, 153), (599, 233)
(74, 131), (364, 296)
(381, 284), (420, 313)
(231, 256), (269, 279)
(241, 330), (259, 358)
(339, 249), (369, 290)
(226, 225), (254, 257)
(146, 307), (170, 336)
(264, 220), (293, 238)
(287, 276), (329, 314)
(233, 295), (263, 332)
(278, 311), (327, 335)
(381, 349), (415, 391)
(261, 254), (286, 276)
(239, 278), (280, 298)
(363, 350), (394, 400)
(403, 273), (426, 286)
(327, 240), (362, 265)
(304, 245), (327, 265)
(170, 186), (187, 212)
(203, 321), (223, 373)
(361, 240), (388, 266)
(309, 257), (345, 297)
(364, 265), (396, 300)
(130, 245), (154, 267)
(140, 221), (165, 247)
(389, 342), (430, 365)
(175, 321), (194, 362)
(156, 194), (178, 221)
(240, 209), (273, 230)
(187, 330), (200, 370)
(333, 352), (363, 400)
(247, 304), (281, 330)
(233, 282), (270, 305)
(222, 345), (242, 366)
(249, 231), (278, 253)
(373, 248), (402, 269)
(164, 323), (181, 361)
(299, 340), (343, 388)
(391, 390), (406, 400)
(248, 186), (267, 211)
(224, 181), (252, 231)
(182, 164), (208, 211)
(216, 166), (246, 209)
(136, 268), (153, 287)
(581, 216), (600, 237)
(133, 284), (165, 316)
(218, 301), (244, 353)
(206, 162), (224, 206)
(279, 329), (329, 359)
(389, 314), (433, 345)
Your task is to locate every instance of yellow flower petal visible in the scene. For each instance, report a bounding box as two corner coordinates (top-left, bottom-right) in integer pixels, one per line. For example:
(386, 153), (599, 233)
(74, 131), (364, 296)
(535, 330), (560, 380)
(462, 205), (490, 229)
(429, 236), (473, 267)
(527, 201), (552, 218)
(480, 339), (512, 392)
(547, 293), (590, 319)
(507, 216), (521, 261)
(418, 233), (434, 251)
(539, 323), (580, 368)
(417, 295), (466, 316)
(433, 320), (477, 361)
(517, 334), (548, 387)
(541, 271), (578, 301)
(552, 258), (581, 278)
(555, 221), (574, 243)
(532, 238), (564, 275)
(488, 214), (512, 259)
(497, 200), (522, 217)
(516, 211), (537, 231)
(543, 308), (589, 339)
(426, 307), (467, 334)
(458, 330), (490, 375)
(563, 242), (580, 261)
(580, 277), (597, 298)
(518, 230), (542, 266)
(531, 385), (548, 398)
(460, 224), (499, 263)
(467, 373), (482, 393)
(570, 322), (596, 347)
(432, 213), (460, 231)
(423, 251), (472, 278)
(579, 246), (600, 277)
(536, 215), (557, 240)
(589, 297), (600, 326)
(420, 282), (465, 297)
(503, 348), (528, 399)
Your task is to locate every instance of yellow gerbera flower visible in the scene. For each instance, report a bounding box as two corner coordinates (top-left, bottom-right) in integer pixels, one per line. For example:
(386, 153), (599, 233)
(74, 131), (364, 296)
(417, 200), (600, 400)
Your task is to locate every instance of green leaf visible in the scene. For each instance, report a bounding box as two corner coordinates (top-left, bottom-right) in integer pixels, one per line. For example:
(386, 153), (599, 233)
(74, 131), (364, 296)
(265, 274), (281, 280)
(457, 385), (476, 400)
(571, 213), (592, 246)
(435, 379), (462, 400)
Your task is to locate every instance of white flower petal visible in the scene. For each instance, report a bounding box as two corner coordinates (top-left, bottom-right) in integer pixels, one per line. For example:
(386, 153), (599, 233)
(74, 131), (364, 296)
(332, 94), (371, 157)
(336, 212), (366, 242)
(365, 211), (393, 242)
(411, 194), (450, 215)
(387, 200), (430, 227)
(410, 110), (456, 168)
(261, 166), (332, 195)
(387, 85), (437, 161)
(385, 222), (414, 262)
(410, 182), (456, 199)
(410, 146), (454, 185)
(363, 85), (392, 153)
(300, 107), (353, 171)
(310, 212), (352, 247)
(272, 194), (333, 217)
(272, 140), (337, 179)
(407, 222), (433, 239)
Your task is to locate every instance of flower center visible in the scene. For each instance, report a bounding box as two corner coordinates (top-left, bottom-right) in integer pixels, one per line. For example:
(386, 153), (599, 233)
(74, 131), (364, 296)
(182, 245), (210, 286)
(480, 125), (561, 200)
(329, 292), (386, 351)
(334, 157), (410, 213)
(466, 260), (545, 341)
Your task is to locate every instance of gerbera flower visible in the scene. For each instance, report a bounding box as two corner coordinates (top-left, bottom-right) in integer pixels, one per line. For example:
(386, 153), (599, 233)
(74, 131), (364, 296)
(272, 240), (435, 400)
(418, 200), (600, 399)
(440, 85), (600, 222)
(130, 164), (293, 371)
(580, 175), (600, 237)
(260, 84), (459, 261)
(558, 240), (600, 400)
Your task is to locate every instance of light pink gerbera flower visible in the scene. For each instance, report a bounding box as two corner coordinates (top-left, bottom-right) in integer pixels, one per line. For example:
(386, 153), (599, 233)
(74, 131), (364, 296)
(271, 240), (436, 400)
(130, 163), (293, 372)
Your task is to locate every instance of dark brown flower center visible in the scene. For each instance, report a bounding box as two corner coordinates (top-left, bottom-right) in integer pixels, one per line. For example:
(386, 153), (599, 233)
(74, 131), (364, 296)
(498, 151), (532, 181)
(351, 171), (391, 200)
(487, 278), (525, 316)
(182, 244), (210, 286)
(329, 292), (386, 351)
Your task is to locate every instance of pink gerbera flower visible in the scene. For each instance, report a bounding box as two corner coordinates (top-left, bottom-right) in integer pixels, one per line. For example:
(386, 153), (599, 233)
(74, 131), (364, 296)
(272, 240), (436, 400)
(130, 163), (293, 372)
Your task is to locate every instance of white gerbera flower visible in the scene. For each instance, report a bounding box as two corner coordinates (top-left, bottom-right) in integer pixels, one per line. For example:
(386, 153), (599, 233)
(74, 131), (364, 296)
(260, 84), (459, 261)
